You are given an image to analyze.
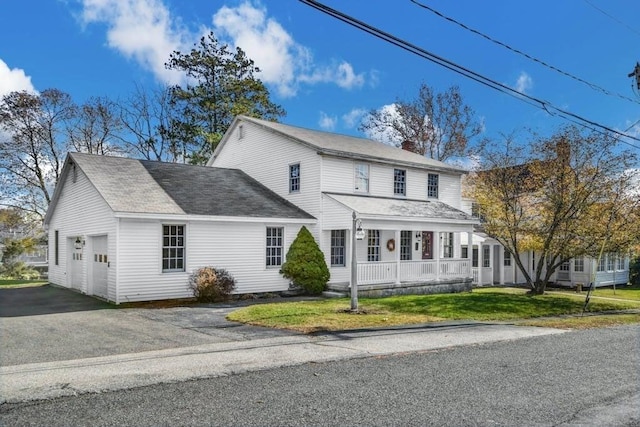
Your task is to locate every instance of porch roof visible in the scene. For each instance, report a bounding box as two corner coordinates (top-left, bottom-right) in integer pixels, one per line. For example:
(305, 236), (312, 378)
(324, 193), (478, 223)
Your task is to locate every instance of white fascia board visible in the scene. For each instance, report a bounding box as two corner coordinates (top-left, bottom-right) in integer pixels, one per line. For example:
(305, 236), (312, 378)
(357, 214), (479, 225)
(113, 212), (317, 224)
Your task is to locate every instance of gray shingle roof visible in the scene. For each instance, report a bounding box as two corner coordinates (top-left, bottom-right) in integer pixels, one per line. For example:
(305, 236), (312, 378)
(325, 193), (476, 222)
(222, 116), (467, 174)
(45, 153), (314, 223)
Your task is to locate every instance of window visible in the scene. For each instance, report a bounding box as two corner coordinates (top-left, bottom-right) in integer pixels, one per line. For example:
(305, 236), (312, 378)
(504, 249), (511, 266)
(442, 232), (454, 258)
(472, 247), (479, 267)
(616, 255), (624, 270)
(461, 245), (468, 259)
(427, 173), (439, 198)
(54, 230), (59, 266)
(483, 245), (490, 268)
(400, 230), (412, 260)
(266, 227), (284, 267)
(607, 254), (615, 272)
(330, 230), (346, 267)
(355, 163), (369, 193)
(574, 257), (584, 272)
(597, 256), (605, 272)
(367, 230), (380, 261)
(289, 163), (300, 193)
(394, 169), (406, 196)
(162, 225), (185, 272)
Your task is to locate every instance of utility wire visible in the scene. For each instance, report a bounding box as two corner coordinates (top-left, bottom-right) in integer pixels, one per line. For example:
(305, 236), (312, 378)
(410, 0), (640, 106)
(298, 0), (640, 151)
(582, 0), (640, 37)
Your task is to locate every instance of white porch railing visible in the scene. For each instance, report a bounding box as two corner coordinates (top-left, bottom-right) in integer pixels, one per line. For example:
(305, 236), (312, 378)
(471, 267), (494, 286)
(358, 259), (471, 286)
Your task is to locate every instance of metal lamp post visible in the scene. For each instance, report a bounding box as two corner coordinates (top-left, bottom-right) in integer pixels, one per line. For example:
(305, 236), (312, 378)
(351, 211), (365, 311)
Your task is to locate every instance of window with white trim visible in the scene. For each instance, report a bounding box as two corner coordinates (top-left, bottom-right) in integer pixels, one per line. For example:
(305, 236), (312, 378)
(400, 230), (412, 260)
(367, 230), (380, 261)
(355, 163), (369, 193)
(394, 169), (406, 196)
(289, 163), (300, 193)
(482, 245), (490, 267)
(574, 256), (584, 272)
(504, 249), (511, 266)
(266, 227), (284, 267)
(443, 232), (454, 258)
(607, 254), (615, 271)
(616, 255), (624, 270)
(461, 245), (468, 259)
(330, 230), (346, 267)
(597, 256), (605, 272)
(427, 173), (439, 198)
(162, 225), (185, 272)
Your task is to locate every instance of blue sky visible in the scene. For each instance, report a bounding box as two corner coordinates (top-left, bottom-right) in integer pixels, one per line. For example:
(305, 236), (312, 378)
(1, 0), (639, 157)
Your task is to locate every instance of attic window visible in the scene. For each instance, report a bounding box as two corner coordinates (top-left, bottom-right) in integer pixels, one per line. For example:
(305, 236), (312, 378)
(238, 124), (244, 140)
(72, 164), (77, 183)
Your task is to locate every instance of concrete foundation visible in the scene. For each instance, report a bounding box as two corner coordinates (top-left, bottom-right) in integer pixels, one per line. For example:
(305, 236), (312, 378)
(327, 278), (473, 298)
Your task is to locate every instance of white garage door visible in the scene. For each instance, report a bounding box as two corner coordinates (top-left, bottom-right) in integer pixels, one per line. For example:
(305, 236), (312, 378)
(92, 235), (109, 299)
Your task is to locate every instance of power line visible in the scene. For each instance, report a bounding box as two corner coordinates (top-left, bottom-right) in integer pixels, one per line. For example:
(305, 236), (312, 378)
(410, 0), (640, 106)
(298, 0), (640, 151)
(581, 0), (640, 37)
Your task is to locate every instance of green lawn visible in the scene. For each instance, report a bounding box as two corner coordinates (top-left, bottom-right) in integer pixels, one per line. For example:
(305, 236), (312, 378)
(550, 285), (640, 301)
(227, 287), (640, 333)
(0, 279), (48, 288)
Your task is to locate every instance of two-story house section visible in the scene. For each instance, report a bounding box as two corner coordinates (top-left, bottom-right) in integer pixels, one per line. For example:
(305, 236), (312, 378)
(209, 116), (479, 296)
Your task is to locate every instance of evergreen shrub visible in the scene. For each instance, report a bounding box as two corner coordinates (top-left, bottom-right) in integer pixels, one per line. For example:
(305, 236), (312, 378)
(280, 226), (330, 294)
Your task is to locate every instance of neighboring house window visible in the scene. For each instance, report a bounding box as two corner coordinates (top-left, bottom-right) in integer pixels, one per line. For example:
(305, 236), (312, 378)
(427, 173), (439, 198)
(472, 247), (479, 267)
(616, 255), (624, 270)
(367, 230), (380, 262)
(574, 257), (584, 272)
(471, 202), (480, 218)
(54, 230), (59, 266)
(597, 256), (605, 272)
(400, 230), (412, 260)
(607, 254), (615, 272)
(442, 232), (454, 258)
(266, 227), (284, 267)
(504, 249), (511, 266)
(289, 163), (300, 193)
(483, 245), (490, 267)
(461, 245), (468, 259)
(162, 225), (185, 272)
(394, 169), (406, 196)
(330, 230), (346, 267)
(355, 163), (369, 193)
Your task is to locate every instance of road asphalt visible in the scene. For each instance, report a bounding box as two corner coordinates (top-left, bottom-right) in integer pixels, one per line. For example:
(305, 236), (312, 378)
(1, 285), (572, 405)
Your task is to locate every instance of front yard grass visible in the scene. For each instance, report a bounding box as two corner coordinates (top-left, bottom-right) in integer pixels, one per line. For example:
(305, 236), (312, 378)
(549, 285), (640, 301)
(0, 279), (48, 288)
(226, 287), (640, 333)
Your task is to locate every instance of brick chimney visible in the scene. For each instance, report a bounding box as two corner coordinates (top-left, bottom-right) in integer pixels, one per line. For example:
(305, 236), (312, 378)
(401, 140), (417, 153)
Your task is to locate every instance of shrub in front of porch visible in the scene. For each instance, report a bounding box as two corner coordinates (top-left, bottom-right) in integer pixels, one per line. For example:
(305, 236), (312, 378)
(280, 226), (330, 295)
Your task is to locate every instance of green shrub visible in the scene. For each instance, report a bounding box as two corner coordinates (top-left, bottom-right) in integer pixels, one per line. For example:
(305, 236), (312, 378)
(189, 266), (236, 302)
(0, 261), (40, 280)
(280, 226), (330, 295)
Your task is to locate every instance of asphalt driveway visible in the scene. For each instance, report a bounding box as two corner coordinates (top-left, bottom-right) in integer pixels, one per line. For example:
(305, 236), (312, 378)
(0, 285), (296, 366)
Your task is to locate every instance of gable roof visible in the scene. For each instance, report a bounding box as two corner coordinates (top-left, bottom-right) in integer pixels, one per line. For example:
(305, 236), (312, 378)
(44, 153), (315, 224)
(211, 116), (467, 174)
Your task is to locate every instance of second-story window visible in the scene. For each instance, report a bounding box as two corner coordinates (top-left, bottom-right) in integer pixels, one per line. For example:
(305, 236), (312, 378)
(289, 163), (300, 193)
(355, 163), (369, 193)
(394, 169), (406, 196)
(427, 173), (439, 199)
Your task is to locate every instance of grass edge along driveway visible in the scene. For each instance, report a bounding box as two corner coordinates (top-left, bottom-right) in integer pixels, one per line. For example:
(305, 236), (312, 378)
(227, 287), (640, 333)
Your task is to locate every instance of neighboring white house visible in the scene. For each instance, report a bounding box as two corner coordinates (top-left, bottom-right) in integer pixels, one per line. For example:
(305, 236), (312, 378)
(44, 153), (315, 303)
(208, 116), (479, 297)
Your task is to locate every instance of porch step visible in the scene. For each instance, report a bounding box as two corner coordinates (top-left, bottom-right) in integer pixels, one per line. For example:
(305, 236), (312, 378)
(322, 291), (347, 298)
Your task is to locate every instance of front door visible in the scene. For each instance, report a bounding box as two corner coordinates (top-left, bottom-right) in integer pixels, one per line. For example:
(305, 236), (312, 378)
(422, 231), (433, 259)
(91, 235), (109, 299)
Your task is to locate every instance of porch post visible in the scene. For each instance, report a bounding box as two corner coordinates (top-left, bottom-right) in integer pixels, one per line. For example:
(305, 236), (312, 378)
(350, 212), (358, 311)
(489, 244), (495, 286)
(499, 245), (505, 285)
(478, 244), (483, 286)
(434, 232), (441, 281)
(467, 229), (473, 276)
(395, 229), (401, 284)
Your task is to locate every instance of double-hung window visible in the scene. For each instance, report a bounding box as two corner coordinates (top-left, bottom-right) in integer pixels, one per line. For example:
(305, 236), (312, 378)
(482, 245), (490, 267)
(574, 257), (584, 272)
(289, 163), (300, 193)
(443, 232), (454, 258)
(367, 230), (380, 261)
(266, 227), (284, 267)
(427, 173), (439, 199)
(355, 163), (369, 193)
(394, 169), (406, 196)
(330, 230), (346, 267)
(162, 225), (185, 272)
(504, 249), (512, 266)
(400, 230), (412, 260)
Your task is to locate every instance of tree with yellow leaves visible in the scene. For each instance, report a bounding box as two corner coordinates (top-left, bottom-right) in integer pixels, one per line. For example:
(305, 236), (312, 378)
(467, 126), (640, 294)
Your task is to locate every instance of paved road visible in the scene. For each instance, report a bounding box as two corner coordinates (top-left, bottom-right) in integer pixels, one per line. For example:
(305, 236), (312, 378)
(2, 325), (638, 426)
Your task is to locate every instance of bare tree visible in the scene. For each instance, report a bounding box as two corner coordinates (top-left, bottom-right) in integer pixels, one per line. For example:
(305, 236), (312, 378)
(360, 84), (482, 162)
(67, 96), (123, 156)
(0, 89), (74, 220)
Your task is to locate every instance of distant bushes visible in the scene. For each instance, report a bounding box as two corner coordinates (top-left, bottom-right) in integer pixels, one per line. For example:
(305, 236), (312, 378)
(189, 266), (236, 302)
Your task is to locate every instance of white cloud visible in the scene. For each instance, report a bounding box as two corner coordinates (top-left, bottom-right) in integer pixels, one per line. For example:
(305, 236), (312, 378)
(318, 112), (337, 131)
(361, 103), (403, 145)
(0, 59), (36, 96)
(342, 108), (367, 128)
(78, 0), (191, 85)
(298, 61), (365, 91)
(514, 71), (533, 94)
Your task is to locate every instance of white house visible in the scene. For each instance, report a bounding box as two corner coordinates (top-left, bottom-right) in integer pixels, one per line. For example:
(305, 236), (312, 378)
(208, 116), (479, 297)
(45, 153), (315, 303)
(45, 116), (479, 303)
